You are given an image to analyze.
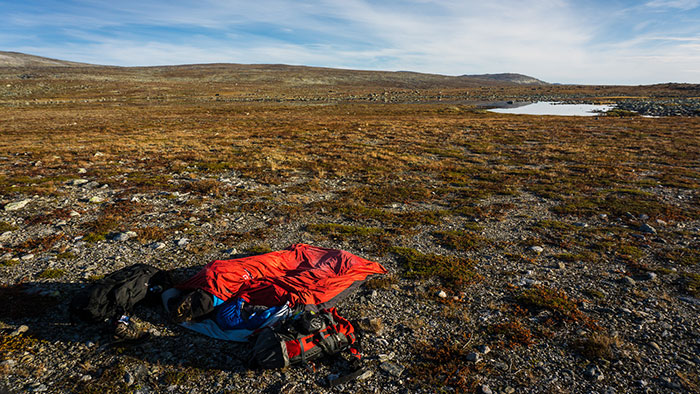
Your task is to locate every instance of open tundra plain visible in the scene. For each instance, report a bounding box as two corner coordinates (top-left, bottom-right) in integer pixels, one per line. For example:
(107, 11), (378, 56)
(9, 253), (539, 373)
(0, 63), (699, 393)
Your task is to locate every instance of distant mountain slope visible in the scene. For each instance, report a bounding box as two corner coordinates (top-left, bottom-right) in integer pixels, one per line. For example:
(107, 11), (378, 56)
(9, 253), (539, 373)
(463, 73), (548, 85)
(0, 51), (92, 67)
(0, 51), (548, 88)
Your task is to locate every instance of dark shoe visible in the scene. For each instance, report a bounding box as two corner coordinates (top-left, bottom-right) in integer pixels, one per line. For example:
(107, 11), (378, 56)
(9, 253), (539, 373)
(113, 316), (148, 342)
(168, 293), (193, 323)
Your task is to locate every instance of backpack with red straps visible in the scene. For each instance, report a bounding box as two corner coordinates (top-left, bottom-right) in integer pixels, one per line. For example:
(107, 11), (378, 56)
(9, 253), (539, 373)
(249, 307), (361, 370)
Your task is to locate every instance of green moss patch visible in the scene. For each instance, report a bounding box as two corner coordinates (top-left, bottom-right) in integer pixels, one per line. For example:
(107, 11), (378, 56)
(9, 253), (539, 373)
(390, 246), (481, 288)
(433, 229), (488, 251)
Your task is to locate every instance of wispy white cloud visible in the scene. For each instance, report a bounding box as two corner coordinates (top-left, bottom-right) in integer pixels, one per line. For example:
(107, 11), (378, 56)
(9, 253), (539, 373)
(3, 0), (700, 84)
(645, 0), (700, 10)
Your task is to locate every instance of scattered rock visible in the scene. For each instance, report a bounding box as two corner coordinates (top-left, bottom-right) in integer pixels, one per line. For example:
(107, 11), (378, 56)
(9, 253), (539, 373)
(380, 361), (405, 377)
(0, 359), (16, 369)
(530, 246), (544, 254)
(78, 168), (87, 174)
(437, 290), (447, 298)
(21, 253), (34, 261)
(584, 365), (604, 381)
(150, 242), (166, 250)
(176, 238), (189, 247)
(89, 196), (104, 203)
(476, 345), (491, 354)
(640, 272), (657, 281)
(4, 199), (31, 211)
(480, 385), (493, 394)
(466, 352), (482, 362)
(10, 325), (29, 336)
(639, 223), (657, 234)
(124, 371), (135, 386)
(112, 231), (137, 241)
(621, 276), (636, 286)
(70, 179), (89, 186)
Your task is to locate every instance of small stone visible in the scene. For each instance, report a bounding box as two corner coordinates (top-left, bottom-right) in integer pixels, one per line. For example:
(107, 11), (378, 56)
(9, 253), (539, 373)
(113, 231), (137, 241)
(556, 262), (566, 269)
(379, 352), (395, 362)
(639, 214), (650, 221)
(466, 352), (482, 362)
(223, 248), (238, 255)
(124, 371), (135, 386)
(655, 219), (667, 226)
(530, 246), (544, 254)
(81, 375), (92, 382)
(599, 214), (608, 220)
(10, 325), (29, 336)
(437, 290), (447, 298)
(504, 387), (515, 394)
(177, 238), (189, 247)
(357, 369), (373, 380)
(89, 196), (104, 203)
(0, 359), (16, 369)
(379, 361), (405, 377)
(476, 345), (491, 354)
(649, 341), (661, 351)
(4, 199), (31, 211)
(584, 365), (604, 381)
(21, 253), (34, 261)
(641, 272), (657, 281)
(0, 252), (12, 261)
(69, 210), (80, 217)
(94, 151), (105, 157)
(150, 242), (166, 250)
(480, 384), (493, 394)
(622, 276), (636, 286)
(639, 223), (657, 234)
(78, 168), (87, 174)
(679, 296), (700, 306)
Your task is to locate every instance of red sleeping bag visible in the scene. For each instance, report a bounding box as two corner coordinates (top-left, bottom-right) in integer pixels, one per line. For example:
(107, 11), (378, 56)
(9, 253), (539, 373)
(177, 244), (387, 309)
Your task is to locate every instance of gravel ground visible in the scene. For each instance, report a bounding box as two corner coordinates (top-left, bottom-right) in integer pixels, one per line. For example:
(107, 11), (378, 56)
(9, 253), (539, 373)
(1, 169), (699, 394)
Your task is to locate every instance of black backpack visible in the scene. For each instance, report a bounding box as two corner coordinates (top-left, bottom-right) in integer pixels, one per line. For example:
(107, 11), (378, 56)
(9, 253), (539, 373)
(70, 264), (173, 323)
(249, 307), (361, 370)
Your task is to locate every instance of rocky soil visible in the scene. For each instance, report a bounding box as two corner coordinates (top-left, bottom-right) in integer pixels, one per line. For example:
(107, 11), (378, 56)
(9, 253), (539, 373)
(0, 65), (699, 393)
(1, 172), (699, 393)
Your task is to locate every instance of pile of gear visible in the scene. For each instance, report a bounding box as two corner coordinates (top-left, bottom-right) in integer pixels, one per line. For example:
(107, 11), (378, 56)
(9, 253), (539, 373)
(69, 244), (386, 383)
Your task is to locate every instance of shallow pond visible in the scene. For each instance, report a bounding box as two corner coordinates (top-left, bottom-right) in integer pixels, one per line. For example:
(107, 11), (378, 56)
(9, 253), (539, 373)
(488, 101), (614, 116)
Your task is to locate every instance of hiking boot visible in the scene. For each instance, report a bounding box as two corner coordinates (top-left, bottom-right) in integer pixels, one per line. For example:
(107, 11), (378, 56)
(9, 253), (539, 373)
(168, 292), (193, 323)
(113, 315), (148, 342)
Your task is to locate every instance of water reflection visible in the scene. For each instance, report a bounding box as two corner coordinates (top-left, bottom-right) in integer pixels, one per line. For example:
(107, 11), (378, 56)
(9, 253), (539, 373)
(488, 102), (613, 116)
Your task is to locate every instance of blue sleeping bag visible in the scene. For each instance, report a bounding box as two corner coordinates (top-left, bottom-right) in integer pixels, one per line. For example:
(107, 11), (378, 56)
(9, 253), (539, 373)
(216, 298), (283, 330)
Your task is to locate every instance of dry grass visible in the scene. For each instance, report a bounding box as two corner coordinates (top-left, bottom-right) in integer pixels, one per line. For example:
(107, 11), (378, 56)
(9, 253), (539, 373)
(1, 66), (699, 393)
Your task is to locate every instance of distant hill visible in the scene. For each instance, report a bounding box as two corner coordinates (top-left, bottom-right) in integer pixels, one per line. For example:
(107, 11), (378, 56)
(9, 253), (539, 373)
(0, 51), (92, 67)
(463, 73), (548, 85)
(0, 51), (549, 88)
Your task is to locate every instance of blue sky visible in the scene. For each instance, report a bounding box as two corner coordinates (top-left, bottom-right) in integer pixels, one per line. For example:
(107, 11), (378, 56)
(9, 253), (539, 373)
(1, 0), (699, 84)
